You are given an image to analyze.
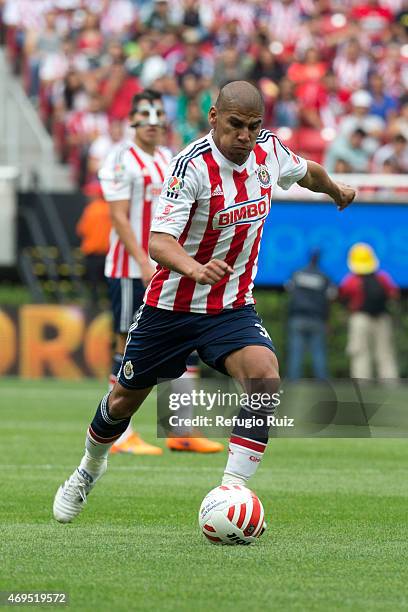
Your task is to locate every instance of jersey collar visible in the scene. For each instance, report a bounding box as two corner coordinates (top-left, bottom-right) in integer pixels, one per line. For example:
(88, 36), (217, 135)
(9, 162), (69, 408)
(207, 131), (255, 173)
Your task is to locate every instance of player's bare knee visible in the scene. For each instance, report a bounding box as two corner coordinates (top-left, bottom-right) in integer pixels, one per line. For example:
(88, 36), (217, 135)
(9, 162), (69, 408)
(108, 384), (150, 419)
(225, 346), (280, 388)
(242, 362), (280, 394)
(250, 360), (279, 380)
(246, 369), (281, 395)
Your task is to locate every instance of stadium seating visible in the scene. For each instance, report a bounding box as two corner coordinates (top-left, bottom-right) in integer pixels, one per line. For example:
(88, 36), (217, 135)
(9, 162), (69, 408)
(2, 0), (408, 186)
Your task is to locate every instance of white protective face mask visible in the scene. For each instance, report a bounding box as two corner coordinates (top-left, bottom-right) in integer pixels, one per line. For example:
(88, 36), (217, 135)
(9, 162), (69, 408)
(131, 102), (166, 128)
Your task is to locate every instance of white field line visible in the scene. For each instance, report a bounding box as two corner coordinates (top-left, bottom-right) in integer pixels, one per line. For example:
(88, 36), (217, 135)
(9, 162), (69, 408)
(0, 389), (104, 398)
(0, 464), (215, 472)
(0, 386), (157, 395)
(0, 464), (400, 475)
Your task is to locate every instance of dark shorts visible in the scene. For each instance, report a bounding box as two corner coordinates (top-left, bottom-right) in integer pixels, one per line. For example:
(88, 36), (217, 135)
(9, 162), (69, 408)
(107, 277), (145, 334)
(118, 304), (275, 389)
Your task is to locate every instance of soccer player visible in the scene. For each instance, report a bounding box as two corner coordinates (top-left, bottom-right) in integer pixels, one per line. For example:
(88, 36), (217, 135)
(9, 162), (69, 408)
(99, 89), (168, 455)
(53, 81), (355, 522)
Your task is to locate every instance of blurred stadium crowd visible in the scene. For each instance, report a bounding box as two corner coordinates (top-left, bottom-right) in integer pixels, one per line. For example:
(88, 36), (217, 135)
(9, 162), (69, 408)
(2, 0), (408, 189)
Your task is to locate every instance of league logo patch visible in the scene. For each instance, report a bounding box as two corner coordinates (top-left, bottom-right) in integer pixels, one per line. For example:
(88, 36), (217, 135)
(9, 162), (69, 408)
(256, 165), (272, 188)
(123, 360), (134, 380)
(113, 162), (126, 184)
(167, 176), (184, 193)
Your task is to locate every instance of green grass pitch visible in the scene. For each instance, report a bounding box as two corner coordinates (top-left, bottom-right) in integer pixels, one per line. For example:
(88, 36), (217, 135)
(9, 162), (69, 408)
(1, 378), (407, 611)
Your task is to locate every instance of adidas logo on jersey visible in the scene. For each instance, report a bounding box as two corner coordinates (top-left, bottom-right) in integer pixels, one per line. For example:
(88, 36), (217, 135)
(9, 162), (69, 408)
(211, 184), (224, 197)
(212, 196), (268, 229)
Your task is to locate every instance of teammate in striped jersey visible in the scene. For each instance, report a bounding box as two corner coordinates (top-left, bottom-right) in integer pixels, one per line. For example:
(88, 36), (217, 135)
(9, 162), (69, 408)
(54, 81), (356, 523)
(98, 89), (168, 456)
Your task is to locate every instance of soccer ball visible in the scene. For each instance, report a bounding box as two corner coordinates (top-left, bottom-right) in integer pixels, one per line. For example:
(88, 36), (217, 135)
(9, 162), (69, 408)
(199, 485), (266, 545)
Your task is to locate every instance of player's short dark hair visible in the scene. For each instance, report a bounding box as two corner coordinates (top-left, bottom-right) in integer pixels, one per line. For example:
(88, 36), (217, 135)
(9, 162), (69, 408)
(130, 90), (162, 116)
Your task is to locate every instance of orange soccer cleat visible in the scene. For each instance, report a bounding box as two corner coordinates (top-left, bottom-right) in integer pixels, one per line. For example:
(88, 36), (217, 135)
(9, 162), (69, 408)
(166, 436), (224, 453)
(110, 432), (163, 456)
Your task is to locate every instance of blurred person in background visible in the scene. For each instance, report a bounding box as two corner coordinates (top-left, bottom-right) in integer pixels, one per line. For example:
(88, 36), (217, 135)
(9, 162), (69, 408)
(334, 159), (353, 173)
(248, 45), (284, 87)
(52, 66), (88, 116)
(324, 128), (371, 173)
(333, 38), (371, 95)
(51, 66), (89, 161)
(218, 0), (258, 40)
(287, 48), (329, 129)
(273, 77), (300, 128)
(76, 8), (104, 68)
(286, 250), (336, 380)
(371, 133), (408, 173)
(339, 243), (400, 380)
(99, 0), (137, 40)
(368, 73), (398, 122)
(176, 72), (212, 126)
(24, 8), (60, 99)
(99, 58), (141, 122)
(350, 0), (394, 45)
(66, 91), (110, 185)
(76, 182), (111, 307)
(260, 0), (303, 52)
(378, 42), (408, 99)
(388, 101), (408, 141)
(248, 45), (284, 125)
(176, 98), (208, 147)
(172, 28), (214, 85)
(172, 0), (214, 37)
(87, 118), (126, 184)
(213, 16), (248, 54)
(318, 71), (348, 130)
(142, 0), (176, 33)
(337, 89), (386, 156)
(287, 47), (327, 88)
(213, 45), (252, 89)
(124, 32), (157, 79)
(99, 39), (127, 72)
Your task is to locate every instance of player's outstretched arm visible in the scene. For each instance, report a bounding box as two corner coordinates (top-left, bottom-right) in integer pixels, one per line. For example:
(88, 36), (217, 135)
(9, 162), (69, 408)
(297, 160), (356, 210)
(149, 231), (233, 285)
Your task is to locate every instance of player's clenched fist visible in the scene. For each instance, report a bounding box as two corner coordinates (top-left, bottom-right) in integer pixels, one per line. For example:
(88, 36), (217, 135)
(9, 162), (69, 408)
(334, 182), (356, 211)
(193, 259), (234, 285)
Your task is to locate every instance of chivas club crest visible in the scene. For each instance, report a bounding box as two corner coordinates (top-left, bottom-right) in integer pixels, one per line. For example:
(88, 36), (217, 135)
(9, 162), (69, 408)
(256, 164), (272, 188)
(123, 360), (134, 380)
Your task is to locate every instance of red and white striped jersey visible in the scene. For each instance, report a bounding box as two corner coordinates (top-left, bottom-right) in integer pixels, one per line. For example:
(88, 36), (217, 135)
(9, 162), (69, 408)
(146, 129), (307, 314)
(99, 140), (171, 279)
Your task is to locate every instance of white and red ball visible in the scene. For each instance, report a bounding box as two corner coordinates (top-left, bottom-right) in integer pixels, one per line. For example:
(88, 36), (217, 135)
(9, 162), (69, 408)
(199, 485), (266, 545)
